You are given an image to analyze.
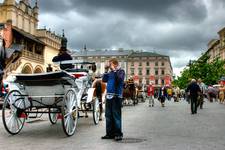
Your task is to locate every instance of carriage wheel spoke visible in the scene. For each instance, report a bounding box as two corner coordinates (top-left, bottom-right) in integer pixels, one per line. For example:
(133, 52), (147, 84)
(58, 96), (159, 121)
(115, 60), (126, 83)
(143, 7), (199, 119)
(62, 89), (77, 136)
(6, 114), (14, 127)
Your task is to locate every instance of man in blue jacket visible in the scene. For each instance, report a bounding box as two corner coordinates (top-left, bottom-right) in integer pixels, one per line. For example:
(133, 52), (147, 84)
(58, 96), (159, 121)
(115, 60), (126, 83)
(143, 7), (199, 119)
(102, 58), (125, 141)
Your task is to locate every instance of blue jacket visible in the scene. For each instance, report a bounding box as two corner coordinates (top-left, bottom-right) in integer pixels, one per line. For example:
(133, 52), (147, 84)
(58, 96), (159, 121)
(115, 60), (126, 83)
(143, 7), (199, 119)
(102, 68), (125, 98)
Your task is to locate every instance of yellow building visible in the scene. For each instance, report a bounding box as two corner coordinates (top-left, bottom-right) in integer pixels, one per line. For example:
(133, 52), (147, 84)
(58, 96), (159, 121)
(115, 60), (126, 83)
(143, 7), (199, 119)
(218, 27), (225, 61)
(206, 39), (220, 63)
(206, 27), (225, 63)
(0, 0), (61, 77)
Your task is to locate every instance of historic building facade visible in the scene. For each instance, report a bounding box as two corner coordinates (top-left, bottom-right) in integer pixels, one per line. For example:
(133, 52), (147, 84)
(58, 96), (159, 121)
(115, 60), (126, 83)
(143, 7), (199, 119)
(205, 27), (225, 63)
(72, 49), (173, 87)
(0, 0), (61, 77)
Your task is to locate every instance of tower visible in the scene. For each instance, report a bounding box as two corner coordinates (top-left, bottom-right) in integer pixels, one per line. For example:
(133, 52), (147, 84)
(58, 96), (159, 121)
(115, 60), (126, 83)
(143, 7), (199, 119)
(33, 0), (39, 29)
(60, 29), (68, 51)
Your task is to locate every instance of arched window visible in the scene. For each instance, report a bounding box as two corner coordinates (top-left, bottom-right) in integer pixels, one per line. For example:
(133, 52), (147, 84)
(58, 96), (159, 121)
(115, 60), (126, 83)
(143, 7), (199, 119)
(21, 64), (33, 74)
(34, 66), (43, 73)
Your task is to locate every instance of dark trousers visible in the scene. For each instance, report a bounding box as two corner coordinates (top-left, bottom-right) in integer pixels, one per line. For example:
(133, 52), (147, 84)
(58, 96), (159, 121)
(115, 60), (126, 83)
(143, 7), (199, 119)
(197, 94), (204, 109)
(160, 96), (165, 103)
(105, 97), (123, 137)
(190, 96), (198, 114)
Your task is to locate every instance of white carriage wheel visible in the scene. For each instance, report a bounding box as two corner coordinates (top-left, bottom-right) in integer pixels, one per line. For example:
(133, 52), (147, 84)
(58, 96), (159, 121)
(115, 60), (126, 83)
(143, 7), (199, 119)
(93, 97), (100, 125)
(49, 108), (58, 124)
(61, 89), (78, 136)
(2, 90), (25, 135)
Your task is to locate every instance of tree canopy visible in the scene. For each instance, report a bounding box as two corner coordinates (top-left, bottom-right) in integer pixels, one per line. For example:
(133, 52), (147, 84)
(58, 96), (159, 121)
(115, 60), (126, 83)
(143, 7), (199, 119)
(173, 54), (225, 89)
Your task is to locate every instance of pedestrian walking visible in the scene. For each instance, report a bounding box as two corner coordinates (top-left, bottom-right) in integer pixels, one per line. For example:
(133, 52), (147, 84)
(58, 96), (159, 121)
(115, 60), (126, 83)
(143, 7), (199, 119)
(102, 58), (125, 141)
(197, 79), (206, 109)
(147, 82), (155, 107)
(158, 85), (167, 107)
(186, 79), (201, 114)
(218, 84), (225, 104)
(167, 87), (172, 101)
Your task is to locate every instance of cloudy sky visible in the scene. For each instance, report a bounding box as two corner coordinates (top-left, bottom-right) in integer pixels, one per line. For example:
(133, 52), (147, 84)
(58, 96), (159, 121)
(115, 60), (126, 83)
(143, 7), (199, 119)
(2, 0), (225, 76)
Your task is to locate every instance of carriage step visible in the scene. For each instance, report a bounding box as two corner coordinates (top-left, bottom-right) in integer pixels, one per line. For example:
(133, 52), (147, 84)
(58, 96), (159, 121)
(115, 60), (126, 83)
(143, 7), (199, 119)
(28, 116), (38, 118)
(78, 115), (88, 118)
(26, 119), (46, 124)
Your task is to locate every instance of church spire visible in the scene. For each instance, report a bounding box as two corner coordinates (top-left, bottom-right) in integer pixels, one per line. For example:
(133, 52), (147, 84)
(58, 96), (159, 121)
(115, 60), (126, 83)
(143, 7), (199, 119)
(60, 29), (68, 51)
(84, 44), (87, 51)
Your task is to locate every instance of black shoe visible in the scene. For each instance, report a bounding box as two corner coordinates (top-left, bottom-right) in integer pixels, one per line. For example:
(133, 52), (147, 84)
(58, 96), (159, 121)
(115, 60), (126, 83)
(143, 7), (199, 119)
(114, 136), (122, 141)
(101, 135), (114, 139)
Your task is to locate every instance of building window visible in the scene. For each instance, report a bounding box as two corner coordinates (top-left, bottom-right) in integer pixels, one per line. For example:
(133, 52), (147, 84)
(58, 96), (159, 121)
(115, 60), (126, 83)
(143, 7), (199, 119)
(146, 80), (149, 85)
(161, 69), (165, 75)
(131, 68), (134, 75)
(131, 62), (134, 66)
(139, 68), (142, 75)
(161, 79), (164, 85)
(146, 62), (149, 66)
(155, 62), (158, 66)
(146, 69), (150, 75)
(139, 79), (142, 85)
(139, 62), (142, 66)
(155, 79), (158, 85)
(162, 62), (164, 66)
(155, 69), (158, 75)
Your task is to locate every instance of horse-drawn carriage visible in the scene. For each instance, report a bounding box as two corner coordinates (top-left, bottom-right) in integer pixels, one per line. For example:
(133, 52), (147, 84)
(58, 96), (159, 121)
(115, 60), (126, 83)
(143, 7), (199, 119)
(136, 84), (147, 103)
(1, 61), (102, 136)
(122, 79), (138, 106)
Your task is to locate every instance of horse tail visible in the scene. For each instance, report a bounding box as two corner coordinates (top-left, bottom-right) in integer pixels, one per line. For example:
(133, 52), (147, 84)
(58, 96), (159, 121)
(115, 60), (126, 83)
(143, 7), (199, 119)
(0, 39), (6, 69)
(96, 81), (102, 98)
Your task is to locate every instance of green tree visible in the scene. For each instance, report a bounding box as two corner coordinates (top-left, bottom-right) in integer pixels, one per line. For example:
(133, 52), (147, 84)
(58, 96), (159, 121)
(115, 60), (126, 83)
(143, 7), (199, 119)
(173, 54), (225, 89)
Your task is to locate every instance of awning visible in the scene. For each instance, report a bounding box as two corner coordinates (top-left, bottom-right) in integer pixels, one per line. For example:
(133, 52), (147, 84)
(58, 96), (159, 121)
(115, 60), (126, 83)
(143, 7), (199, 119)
(12, 27), (45, 45)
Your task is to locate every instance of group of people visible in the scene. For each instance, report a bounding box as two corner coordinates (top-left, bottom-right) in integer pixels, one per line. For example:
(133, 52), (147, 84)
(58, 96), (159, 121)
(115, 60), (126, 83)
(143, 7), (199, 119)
(146, 84), (182, 107)
(145, 78), (206, 115)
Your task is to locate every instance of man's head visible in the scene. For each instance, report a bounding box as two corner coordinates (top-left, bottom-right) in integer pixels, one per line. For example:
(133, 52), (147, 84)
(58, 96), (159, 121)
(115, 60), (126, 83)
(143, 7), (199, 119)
(109, 58), (119, 70)
(191, 79), (196, 83)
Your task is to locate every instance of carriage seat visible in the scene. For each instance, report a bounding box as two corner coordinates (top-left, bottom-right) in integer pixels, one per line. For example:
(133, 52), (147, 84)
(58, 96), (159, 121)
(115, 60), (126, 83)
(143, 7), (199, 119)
(66, 69), (89, 78)
(66, 68), (89, 73)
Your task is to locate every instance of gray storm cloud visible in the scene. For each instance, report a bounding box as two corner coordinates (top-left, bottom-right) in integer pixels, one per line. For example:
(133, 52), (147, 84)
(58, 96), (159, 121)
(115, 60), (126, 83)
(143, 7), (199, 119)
(1, 0), (225, 75)
(36, 0), (225, 72)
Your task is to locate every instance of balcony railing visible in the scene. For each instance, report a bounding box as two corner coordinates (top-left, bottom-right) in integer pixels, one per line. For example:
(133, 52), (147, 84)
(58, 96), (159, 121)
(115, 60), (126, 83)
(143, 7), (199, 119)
(21, 50), (44, 63)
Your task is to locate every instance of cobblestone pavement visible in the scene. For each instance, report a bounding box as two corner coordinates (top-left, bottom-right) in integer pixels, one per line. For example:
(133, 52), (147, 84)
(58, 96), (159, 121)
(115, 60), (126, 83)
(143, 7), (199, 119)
(0, 99), (225, 150)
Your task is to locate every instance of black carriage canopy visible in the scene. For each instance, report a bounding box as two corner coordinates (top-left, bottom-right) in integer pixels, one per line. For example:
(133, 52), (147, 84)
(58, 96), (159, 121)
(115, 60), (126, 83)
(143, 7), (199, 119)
(14, 71), (76, 86)
(53, 60), (96, 72)
(53, 60), (95, 65)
